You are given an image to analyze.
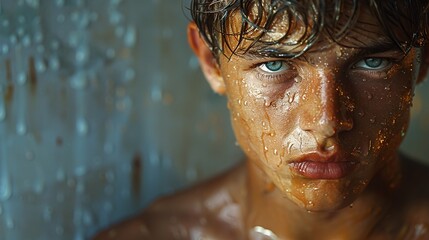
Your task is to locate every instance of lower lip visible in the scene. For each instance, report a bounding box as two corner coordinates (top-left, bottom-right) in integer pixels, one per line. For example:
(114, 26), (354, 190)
(288, 161), (357, 179)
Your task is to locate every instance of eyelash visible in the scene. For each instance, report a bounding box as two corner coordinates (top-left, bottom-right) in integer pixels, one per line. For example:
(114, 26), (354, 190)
(255, 61), (297, 83)
(352, 58), (394, 70)
(351, 57), (398, 78)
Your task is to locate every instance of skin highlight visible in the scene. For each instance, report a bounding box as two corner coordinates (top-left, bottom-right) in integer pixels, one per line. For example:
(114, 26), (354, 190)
(93, 1), (429, 239)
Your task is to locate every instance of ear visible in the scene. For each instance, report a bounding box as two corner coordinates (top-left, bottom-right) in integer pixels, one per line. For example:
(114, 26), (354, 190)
(187, 22), (226, 94)
(417, 44), (429, 84)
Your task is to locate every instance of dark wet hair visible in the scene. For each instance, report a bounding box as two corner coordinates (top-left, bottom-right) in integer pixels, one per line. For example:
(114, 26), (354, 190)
(189, 0), (429, 59)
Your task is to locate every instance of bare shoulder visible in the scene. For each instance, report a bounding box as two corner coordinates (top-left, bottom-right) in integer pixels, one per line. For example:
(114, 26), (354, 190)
(92, 162), (247, 240)
(368, 157), (429, 239)
(385, 157), (429, 239)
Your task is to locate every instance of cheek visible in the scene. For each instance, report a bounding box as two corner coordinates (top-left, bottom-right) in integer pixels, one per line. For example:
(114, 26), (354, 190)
(227, 77), (297, 163)
(351, 69), (414, 157)
(226, 78), (268, 156)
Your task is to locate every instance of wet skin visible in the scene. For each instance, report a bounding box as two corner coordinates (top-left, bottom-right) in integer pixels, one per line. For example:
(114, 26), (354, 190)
(93, 4), (429, 240)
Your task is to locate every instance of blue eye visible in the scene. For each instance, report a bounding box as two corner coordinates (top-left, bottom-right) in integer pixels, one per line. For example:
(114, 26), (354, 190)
(259, 61), (288, 72)
(354, 58), (392, 70)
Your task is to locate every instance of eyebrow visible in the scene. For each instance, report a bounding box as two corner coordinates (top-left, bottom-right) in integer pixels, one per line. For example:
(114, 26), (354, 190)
(241, 38), (405, 60)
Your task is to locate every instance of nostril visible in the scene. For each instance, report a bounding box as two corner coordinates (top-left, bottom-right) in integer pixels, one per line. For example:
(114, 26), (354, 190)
(324, 143), (335, 152)
(319, 138), (338, 153)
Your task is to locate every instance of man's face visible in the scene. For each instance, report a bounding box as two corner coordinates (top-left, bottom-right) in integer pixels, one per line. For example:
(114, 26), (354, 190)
(217, 6), (417, 211)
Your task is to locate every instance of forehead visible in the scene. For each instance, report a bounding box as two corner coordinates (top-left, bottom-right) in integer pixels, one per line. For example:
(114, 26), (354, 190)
(223, 1), (403, 57)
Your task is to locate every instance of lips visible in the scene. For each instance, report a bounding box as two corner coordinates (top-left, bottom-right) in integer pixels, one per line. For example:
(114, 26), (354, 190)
(288, 153), (358, 179)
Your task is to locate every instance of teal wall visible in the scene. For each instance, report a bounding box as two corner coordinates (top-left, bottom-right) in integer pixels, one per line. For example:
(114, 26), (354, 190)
(0, 1), (427, 239)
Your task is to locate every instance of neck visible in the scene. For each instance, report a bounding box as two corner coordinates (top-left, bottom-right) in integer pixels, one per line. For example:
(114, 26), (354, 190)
(244, 157), (401, 240)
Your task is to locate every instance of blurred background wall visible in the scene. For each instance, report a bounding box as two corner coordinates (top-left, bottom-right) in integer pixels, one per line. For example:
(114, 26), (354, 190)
(0, 0), (427, 239)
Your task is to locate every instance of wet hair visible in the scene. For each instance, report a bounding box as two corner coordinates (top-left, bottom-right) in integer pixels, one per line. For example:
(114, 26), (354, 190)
(189, 0), (429, 59)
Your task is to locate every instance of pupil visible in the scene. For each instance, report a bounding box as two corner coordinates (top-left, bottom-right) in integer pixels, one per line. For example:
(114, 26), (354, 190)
(364, 58), (382, 68)
(266, 61), (283, 71)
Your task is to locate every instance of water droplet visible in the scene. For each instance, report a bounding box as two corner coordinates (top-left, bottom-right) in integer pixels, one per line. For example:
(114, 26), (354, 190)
(34, 181), (44, 193)
(0, 104), (6, 121)
(287, 142), (294, 154)
(294, 76), (302, 83)
(250, 226), (278, 240)
(17, 27), (25, 37)
(369, 117), (376, 124)
(22, 35), (31, 47)
(6, 217), (14, 229)
(413, 224), (428, 237)
(109, 11), (122, 24)
(55, 0), (64, 6)
(151, 84), (162, 102)
(75, 46), (89, 65)
(287, 93), (296, 103)
(264, 146), (268, 152)
(34, 32), (43, 43)
(124, 68), (136, 81)
(124, 26), (136, 47)
(35, 59), (46, 73)
(2, 19), (10, 27)
(401, 127), (406, 137)
(70, 72), (87, 90)
(273, 149), (278, 155)
(43, 207), (53, 221)
(1, 44), (9, 54)
(16, 122), (27, 135)
(9, 35), (17, 44)
(0, 178), (12, 201)
(263, 97), (273, 107)
(76, 118), (88, 135)
(16, 72), (27, 85)
(49, 56), (60, 70)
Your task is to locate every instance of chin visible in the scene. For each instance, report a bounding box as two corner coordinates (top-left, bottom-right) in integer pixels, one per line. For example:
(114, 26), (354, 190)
(281, 177), (366, 213)
(299, 196), (356, 213)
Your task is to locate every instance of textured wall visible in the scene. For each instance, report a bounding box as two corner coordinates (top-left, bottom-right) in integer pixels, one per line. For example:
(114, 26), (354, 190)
(0, 0), (240, 239)
(0, 1), (427, 239)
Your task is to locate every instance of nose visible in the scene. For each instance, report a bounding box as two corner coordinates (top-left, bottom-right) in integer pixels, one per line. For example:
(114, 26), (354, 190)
(299, 69), (353, 147)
